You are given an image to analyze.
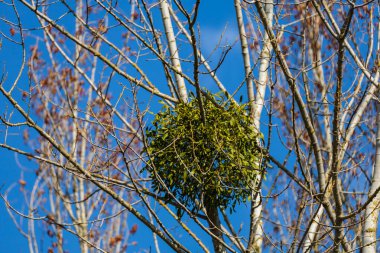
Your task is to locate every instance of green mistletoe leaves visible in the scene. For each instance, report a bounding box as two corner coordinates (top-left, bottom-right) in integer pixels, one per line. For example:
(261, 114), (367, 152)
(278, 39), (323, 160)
(144, 94), (265, 214)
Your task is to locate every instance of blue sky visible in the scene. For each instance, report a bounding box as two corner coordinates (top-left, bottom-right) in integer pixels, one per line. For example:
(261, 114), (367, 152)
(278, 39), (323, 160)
(0, 2), (256, 252)
(0, 0), (310, 251)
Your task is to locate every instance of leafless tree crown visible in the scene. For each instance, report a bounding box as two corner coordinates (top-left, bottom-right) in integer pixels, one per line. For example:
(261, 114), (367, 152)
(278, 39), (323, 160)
(1, 0), (380, 252)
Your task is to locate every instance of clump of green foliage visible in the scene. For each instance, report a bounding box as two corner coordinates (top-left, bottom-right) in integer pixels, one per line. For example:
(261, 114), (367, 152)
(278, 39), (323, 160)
(144, 94), (264, 214)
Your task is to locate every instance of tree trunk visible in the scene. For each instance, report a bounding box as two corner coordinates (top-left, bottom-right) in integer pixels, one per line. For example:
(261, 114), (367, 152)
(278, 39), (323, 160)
(362, 93), (380, 253)
(205, 204), (226, 253)
(159, 0), (188, 102)
(303, 205), (323, 252)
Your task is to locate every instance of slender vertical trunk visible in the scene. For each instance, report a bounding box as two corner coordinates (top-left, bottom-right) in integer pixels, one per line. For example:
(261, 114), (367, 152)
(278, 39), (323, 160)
(234, 2), (258, 250)
(74, 2), (88, 252)
(250, 3), (273, 251)
(234, 0), (255, 116)
(234, 0), (274, 247)
(303, 205), (323, 252)
(362, 17), (380, 253)
(362, 91), (380, 252)
(234, 0), (273, 251)
(205, 203), (225, 253)
(159, 0), (188, 102)
(253, 0), (273, 128)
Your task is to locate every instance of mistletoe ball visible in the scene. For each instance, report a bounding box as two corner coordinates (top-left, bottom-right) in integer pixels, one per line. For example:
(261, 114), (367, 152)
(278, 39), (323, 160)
(144, 95), (264, 213)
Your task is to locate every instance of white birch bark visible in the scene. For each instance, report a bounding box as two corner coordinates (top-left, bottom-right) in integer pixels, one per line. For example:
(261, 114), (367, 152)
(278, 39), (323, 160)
(168, 6), (233, 102)
(362, 92), (380, 252)
(253, 1), (273, 128)
(73, 2), (88, 252)
(249, 0), (273, 249)
(159, 0), (188, 102)
(303, 205), (324, 252)
(234, 0), (255, 114)
(360, 18), (380, 253)
(235, 1), (273, 252)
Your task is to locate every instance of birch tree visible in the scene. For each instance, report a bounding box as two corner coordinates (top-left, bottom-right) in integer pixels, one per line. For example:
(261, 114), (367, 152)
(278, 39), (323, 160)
(1, 0), (380, 252)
